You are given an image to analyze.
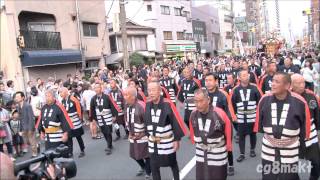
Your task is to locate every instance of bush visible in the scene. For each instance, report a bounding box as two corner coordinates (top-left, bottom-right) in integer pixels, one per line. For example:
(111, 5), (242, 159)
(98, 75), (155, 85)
(129, 52), (145, 66)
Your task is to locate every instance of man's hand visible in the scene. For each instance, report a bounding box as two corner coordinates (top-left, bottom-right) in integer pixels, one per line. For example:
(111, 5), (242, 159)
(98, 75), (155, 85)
(112, 117), (116, 123)
(40, 132), (45, 140)
(173, 141), (180, 152)
(61, 132), (68, 142)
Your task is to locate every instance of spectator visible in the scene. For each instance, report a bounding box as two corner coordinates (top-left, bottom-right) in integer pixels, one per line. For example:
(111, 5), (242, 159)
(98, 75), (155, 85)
(6, 80), (15, 98)
(82, 83), (100, 139)
(301, 58), (319, 91)
(8, 110), (23, 157)
(0, 104), (14, 161)
(14, 91), (37, 157)
(0, 82), (12, 106)
(29, 86), (43, 120)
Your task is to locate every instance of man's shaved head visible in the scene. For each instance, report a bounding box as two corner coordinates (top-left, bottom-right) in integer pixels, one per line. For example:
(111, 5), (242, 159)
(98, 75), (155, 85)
(59, 87), (69, 99)
(291, 73), (305, 94)
(123, 86), (137, 105)
(124, 86), (137, 97)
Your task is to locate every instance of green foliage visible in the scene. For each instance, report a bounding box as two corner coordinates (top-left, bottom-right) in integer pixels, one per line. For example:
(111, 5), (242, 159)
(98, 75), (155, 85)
(129, 52), (145, 66)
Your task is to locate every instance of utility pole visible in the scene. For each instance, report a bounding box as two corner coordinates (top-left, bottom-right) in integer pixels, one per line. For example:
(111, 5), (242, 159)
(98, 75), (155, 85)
(119, 0), (130, 71)
(75, 0), (86, 71)
(231, 0), (235, 49)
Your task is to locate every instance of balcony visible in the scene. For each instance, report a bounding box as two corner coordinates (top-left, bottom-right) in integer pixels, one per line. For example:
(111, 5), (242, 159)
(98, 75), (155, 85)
(20, 30), (62, 51)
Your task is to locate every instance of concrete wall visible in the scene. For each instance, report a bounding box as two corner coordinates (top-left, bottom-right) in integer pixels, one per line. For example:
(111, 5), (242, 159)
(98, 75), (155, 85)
(27, 64), (80, 82)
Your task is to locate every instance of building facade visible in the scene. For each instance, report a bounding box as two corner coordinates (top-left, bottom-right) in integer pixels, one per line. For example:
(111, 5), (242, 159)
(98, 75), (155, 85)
(106, 0), (195, 60)
(311, 0), (320, 44)
(1, 0), (109, 90)
(107, 19), (156, 64)
(191, 5), (220, 57)
(245, 0), (261, 45)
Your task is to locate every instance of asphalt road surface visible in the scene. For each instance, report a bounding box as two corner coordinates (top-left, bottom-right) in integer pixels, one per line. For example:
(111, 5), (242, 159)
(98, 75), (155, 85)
(16, 102), (312, 180)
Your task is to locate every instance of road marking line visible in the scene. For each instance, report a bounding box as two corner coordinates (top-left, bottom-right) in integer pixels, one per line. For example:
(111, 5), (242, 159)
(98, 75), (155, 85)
(178, 156), (196, 180)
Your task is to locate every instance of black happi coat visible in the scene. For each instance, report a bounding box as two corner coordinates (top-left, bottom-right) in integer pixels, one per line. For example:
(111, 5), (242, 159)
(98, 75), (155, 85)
(61, 96), (84, 137)
(230, 84), (262, 135)
(36, 101), (74, 149)
(177, 78), (201, 111)
(254, 92), (311, 164)
(144, 97), (187, 167)
(125, 100), (149, 160)
(90, 93), (120, 129)
(160, 76), (178, 103)
(109, 88), (125, 124)
(259, 74), (273, 94)
(189, 106), (232, 180)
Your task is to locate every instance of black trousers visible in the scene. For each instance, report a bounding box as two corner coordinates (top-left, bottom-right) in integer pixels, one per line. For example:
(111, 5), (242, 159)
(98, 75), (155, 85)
(68, 135), (85, 155)
(115, 124), (129, 137)
(184, 109), (192, 128)
(135, 158), (151, 175)
(261, 160), (299, 180)
(239, 133), (256, 155)
(0, 142), (13, 154)
(151, 160), (180, 180)
(101, 125), (113, 148)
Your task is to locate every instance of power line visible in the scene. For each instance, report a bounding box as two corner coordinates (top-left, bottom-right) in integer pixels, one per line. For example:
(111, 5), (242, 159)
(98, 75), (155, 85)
(101, 0), (115, 51)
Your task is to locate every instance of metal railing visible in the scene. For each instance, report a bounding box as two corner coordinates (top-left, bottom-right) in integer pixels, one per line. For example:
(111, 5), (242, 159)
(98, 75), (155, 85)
(20, 30), (62, 50)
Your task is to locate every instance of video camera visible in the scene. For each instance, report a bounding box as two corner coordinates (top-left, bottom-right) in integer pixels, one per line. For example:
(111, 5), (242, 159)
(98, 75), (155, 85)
(14, 144), (77, 180)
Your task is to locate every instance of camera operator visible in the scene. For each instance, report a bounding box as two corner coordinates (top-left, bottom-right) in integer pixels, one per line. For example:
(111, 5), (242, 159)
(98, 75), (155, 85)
(0, 152), (15, 179)
(35, 89), (74, 150)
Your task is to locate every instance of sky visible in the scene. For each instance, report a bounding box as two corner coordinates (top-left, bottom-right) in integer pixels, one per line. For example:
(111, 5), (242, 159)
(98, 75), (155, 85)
(193, 0), (310, 41)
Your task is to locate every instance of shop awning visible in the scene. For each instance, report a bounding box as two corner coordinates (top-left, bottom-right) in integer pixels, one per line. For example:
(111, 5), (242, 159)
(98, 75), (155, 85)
(21, 49), (82, 67)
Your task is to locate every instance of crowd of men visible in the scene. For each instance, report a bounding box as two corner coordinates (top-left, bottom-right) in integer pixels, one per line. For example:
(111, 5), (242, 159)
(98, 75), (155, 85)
(0, 49), (320, 180)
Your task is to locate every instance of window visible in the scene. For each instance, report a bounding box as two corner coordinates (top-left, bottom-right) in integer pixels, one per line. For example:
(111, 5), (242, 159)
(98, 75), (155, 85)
(186, 33), (193, 40)
(177, 32), (184, 40)
(147, 5), (152, 11)
(174, 8), (182, 16)
(86, 60), (99, 69)
(28, 22), (55, 32)
(160, 5), (170, 15)
(83, 22), (98, 37)
(226, 31), (232, 39)
(163, 31), (172, 40)
(183, 11), (191, 18)
(134, 36), (147, 51)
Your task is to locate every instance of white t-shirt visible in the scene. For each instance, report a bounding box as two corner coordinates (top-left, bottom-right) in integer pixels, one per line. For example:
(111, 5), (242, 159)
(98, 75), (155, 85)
(82, 90), (96, 111)
(301, 67), (319, 83)
(30, 95), (44, 117)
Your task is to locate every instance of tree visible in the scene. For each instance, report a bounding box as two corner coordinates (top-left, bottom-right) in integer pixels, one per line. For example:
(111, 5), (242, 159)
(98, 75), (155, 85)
(129, 52), (145, 66)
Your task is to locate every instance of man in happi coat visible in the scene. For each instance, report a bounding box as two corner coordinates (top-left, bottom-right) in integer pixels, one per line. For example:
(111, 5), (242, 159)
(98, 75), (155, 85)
(241, 60), (258, 84)
(159, 66), (178, 105)
(177, 67), (201, 127)
(90, 83), (120, 155)
(189, 88), (232, 180)
(59, 87), (85, 158)
(109, 79), (129, 140)
(254, 72), (311, 180)
(205, 73), (236, 176)
(291, 74), (320, 180)
(123, 87), (151, 179)
(230, 70), (262, 162)
(144, 81), (187, 180)
(35, 90), (74, 150)
(259, 61), (277, 94)
(218, 63), (229, 88)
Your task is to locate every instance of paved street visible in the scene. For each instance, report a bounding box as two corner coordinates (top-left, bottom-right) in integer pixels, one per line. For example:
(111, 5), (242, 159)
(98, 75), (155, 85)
(16, 102), (311, 180)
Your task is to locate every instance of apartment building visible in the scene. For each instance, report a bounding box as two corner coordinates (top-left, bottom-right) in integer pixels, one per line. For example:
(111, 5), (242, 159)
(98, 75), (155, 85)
(1, 0), (109, 90)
